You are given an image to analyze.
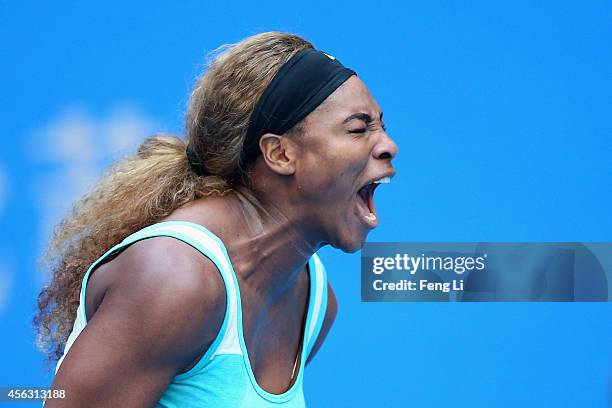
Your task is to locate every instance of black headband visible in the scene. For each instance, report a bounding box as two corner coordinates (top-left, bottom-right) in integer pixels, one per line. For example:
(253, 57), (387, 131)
(186, 48), (356, 176)
(241, 48), (356, 166)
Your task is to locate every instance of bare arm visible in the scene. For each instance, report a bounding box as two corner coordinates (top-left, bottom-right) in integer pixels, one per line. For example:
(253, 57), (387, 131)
(46, 237), (226, 408)
(305, 282), (338, 366)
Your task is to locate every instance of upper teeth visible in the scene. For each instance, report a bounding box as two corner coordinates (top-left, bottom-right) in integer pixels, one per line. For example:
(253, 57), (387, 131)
(372, 176), (391, 184)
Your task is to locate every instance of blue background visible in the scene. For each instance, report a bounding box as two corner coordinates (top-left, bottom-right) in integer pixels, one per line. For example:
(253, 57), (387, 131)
(1, 1), (611, 407)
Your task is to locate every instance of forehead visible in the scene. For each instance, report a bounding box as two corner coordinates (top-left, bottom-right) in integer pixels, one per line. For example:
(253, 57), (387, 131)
(307, 76), (381, 124)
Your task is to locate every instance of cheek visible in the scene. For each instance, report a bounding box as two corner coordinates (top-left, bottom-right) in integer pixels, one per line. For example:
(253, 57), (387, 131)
(299, 153), (364, 199)
(295, 133), (370, 198)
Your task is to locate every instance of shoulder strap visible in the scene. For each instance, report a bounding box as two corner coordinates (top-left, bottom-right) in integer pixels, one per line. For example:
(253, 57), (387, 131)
(78, 221), (238, 374)
(305, 252), (328, 359)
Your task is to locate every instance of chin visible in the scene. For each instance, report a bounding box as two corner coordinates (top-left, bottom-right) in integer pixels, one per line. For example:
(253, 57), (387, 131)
(330, 231), (369, 253)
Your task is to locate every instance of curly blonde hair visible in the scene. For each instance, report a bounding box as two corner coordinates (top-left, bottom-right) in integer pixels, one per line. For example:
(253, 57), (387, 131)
(34, 31), (314, 364)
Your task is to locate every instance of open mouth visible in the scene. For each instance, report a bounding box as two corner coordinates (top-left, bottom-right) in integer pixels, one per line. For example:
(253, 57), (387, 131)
(356, 176), (391, 227)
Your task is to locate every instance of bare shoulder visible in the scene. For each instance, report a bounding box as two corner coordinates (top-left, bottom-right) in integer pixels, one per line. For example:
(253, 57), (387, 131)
(108, 235), (227, 305)
(98, 235), (228, 359)
(49, 236), (227, 407)
(86, 235), (228, 332)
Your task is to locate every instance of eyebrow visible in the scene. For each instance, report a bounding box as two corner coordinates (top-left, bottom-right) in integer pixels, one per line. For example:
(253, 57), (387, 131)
(342, 111), (384, 124)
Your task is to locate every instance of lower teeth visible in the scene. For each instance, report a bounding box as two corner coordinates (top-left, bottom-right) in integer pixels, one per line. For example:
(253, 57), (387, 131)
(365, 213), (377, 222)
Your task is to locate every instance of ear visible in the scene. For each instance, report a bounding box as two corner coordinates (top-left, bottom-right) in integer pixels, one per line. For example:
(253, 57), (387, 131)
(258, 133), (296, 176)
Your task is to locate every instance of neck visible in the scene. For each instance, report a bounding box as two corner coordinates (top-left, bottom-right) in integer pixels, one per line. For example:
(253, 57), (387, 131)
(222, 185), (322, 304)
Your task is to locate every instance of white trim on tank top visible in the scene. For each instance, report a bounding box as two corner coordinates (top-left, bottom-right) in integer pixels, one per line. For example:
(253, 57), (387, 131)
(54, 221), (326, 376)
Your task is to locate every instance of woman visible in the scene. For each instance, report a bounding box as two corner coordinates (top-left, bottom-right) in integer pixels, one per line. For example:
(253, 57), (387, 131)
(36, 31), (397, 407)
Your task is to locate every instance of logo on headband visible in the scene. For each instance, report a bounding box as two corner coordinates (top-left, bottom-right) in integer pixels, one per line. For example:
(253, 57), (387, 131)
(323, 52), (336, 60)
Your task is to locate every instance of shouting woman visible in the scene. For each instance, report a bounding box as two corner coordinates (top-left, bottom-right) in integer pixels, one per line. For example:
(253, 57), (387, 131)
(36, 31), (398, 407)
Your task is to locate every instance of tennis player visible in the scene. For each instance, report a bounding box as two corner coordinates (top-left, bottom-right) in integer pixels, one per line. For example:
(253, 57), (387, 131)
(36, 31), (397, 407)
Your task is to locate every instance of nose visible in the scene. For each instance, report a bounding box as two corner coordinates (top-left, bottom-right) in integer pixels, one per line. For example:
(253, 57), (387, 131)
(373, 130), (398, 161)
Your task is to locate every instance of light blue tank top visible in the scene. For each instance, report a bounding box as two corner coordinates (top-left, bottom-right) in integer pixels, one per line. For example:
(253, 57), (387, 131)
(52, 221), (329, 407)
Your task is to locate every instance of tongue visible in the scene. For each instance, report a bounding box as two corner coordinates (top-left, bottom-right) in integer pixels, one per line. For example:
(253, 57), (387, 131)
(358, 184), (377, 215)
(367, 184), (378, 215)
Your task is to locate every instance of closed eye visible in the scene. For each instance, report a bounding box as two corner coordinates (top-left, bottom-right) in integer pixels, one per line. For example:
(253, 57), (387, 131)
(348, 128), (367, 134)
(348, 122), (386, 134)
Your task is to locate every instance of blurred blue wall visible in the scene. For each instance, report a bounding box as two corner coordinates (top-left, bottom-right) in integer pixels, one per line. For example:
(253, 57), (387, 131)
(1, 1), (611, 406)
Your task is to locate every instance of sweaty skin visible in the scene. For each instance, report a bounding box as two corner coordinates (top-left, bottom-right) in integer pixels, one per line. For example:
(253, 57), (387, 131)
(47, 76), (397, 407)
